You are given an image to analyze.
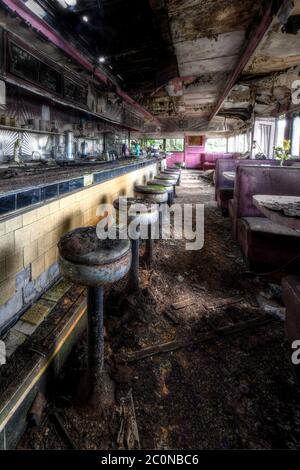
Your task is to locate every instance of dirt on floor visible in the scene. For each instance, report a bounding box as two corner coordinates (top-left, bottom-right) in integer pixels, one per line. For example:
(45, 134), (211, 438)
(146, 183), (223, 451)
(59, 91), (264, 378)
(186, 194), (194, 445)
(18, 170), (300, 450)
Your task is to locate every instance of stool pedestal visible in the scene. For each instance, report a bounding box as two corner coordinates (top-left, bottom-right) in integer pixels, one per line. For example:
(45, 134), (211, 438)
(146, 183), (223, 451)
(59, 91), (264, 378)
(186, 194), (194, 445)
(134, 185), (168, 244)
(155, 175), (177, 195)
(147, 180), (175, 205)
(163, 170), (181, 186)
(113, 197), (158, 282)
(58, 227), (131, 414)
(87, 285), (104, 390)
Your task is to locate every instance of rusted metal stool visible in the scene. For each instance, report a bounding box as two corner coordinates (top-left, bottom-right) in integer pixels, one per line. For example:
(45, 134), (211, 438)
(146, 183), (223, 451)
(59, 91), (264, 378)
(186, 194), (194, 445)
(161, 171), (180, 186)
(162, 169), (181, 186)
(134, 184), (168, 244)
(155, 174), (178, 196)
(163, 169), (180, 176)
(156, 173), (178, 182)
(113, 197), (158, 287)
(134, 184), (168, 204)
(147, 180), (174, 205)
(58, 227), (131, 413)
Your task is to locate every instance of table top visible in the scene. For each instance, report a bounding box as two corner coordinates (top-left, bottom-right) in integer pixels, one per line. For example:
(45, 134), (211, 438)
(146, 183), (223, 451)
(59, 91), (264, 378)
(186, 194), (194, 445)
(223, 171), (236, 181)
(253, 195), (300, 231)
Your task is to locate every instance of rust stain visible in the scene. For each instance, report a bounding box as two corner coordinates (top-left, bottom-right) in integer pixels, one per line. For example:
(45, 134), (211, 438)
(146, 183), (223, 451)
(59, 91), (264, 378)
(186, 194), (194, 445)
(167, 0), (262, 42)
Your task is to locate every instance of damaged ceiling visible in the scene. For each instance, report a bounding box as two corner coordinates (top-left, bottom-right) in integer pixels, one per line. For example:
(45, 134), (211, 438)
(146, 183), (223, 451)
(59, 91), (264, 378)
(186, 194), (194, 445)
(220, 1), (300, 126)
(2, 0), (300, 133)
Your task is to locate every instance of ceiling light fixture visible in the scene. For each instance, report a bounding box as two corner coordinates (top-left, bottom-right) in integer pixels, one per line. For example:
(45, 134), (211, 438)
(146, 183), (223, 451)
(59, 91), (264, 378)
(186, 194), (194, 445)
(56, 0), (67, 7)
(26, 0), (46, 17)
(56, 0), (77, 7)
(65, 0), (77, 6)
(99, 57), (105, 63)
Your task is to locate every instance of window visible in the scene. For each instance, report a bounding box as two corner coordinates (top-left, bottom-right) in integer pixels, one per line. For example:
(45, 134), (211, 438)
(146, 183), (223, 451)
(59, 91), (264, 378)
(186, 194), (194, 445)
(228, 136), (235, 152)
(10, 43), (39, 83)
(237, 134), (248, 153)
(292, 116), (300, 156)
(205, 138), (227, 152)
(9, 42), (61, 94)
(64, 77), (86, 105)
(276, 118), (286, 148)
(144, 139), (164, 150)
(252, 118), (275, 158)
(165, 139), (184, 151)
(223, 134), (251, 154)
(39, 62), (61, 94)
(188, 136), (204, 146)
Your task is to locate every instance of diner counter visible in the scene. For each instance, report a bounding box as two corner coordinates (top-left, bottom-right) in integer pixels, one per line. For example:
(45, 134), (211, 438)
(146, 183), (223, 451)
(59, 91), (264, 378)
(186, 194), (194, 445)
(0, 155), (161, 334)
(0, 157), (163, 219)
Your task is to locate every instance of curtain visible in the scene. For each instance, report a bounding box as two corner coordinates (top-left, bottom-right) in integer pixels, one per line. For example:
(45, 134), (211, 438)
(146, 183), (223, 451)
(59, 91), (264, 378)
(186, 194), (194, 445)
(258, 124), (272, 157)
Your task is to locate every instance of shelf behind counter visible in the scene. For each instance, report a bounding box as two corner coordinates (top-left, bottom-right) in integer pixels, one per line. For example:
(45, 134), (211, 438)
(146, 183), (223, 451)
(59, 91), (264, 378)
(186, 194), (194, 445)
(0, 157), (163, 219)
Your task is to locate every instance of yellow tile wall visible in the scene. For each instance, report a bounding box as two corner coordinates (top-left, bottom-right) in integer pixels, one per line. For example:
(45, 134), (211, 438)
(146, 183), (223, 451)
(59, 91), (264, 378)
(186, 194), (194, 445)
(0, 163), (158, 305)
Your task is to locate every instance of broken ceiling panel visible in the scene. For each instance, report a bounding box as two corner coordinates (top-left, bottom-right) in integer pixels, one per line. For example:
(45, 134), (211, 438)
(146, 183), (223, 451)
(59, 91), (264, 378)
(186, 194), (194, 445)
(3, 0), (299, 133)
(155, 0), (267, 130)
(167, 0), (262, 42)
(246, 1), (300, 74)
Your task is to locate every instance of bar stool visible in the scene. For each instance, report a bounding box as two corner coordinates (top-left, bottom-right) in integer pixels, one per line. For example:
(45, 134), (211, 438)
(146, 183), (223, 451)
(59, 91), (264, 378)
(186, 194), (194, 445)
(163, 168), (181, 185)
(163, 169), (180, 175)
(58, 226), (132, 414)
(154, 174), (178, 196)
(134, 184), (168, 242)
(155, 174), (177, 183)
(113, 197), (158, 286)
(162, 171), (180, 186)
(162, 170), (181, 185)
(147, 180), (174, 205)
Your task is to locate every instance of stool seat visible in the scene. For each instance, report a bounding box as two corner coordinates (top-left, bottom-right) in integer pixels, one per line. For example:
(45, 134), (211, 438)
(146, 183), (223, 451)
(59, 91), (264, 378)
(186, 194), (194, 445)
(134, 184), (168, 204)
(135, 184), (166, 194)
(162, 173), (180, 182)
(113, 196), (144, 211)
(113, 197), (158, 225)
(147, 181), (173, 193)
(163, 171), (179, 176)
(58, 227), (131, 286)
(162, 170), (180, 177)
(148, 179), (174, 187)
(155, 174), (177, 182)
(162, 170), (180, 176)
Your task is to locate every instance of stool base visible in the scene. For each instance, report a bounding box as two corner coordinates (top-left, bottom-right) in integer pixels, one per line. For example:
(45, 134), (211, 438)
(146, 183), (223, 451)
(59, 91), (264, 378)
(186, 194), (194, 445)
(128, 238), (140, 292)
(75, 286), (115, 415)
(75, 367), (115, 416)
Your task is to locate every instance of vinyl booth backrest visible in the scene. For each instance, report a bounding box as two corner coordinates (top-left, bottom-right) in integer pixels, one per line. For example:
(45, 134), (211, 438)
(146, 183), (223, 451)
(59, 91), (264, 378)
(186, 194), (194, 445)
(234, 165), (300, 220)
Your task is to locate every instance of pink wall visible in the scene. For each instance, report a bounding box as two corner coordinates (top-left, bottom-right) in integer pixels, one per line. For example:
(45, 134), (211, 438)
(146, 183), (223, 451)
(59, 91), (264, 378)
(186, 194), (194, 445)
(185, 136), (205, 169)
(166, 137), (206, 169)
(166, 151), (185, 167)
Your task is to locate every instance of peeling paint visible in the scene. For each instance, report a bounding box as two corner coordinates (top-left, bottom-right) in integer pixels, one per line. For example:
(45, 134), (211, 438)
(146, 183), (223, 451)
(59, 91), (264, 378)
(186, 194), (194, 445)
(167, 0), (262, 42)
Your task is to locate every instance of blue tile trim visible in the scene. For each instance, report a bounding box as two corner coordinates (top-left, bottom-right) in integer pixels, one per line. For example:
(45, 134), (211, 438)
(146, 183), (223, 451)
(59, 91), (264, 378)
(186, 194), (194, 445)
(0, 159), (157, 219)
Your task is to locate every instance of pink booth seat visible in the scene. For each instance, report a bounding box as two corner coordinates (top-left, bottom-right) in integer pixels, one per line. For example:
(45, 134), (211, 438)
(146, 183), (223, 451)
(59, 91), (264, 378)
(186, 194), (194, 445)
(201, 152), (237, 171)
(215, 159), (236, 215)
(229, 165), (300, 270)
(215, 159), (297, 216)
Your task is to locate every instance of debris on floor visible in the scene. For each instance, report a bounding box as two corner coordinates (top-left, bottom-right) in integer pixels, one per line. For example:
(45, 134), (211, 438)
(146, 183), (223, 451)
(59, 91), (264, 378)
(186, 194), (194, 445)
(18, 171), (300, 450)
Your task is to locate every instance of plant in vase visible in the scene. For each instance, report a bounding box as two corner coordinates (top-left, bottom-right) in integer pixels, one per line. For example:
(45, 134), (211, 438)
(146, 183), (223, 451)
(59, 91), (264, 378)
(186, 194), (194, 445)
(274, 139), (291, 166)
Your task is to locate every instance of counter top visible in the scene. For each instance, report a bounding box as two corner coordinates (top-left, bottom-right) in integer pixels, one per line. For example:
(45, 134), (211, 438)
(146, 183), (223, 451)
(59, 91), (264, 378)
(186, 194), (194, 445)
(0, 157), (159, 195)
(0, 157), (161, 219)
